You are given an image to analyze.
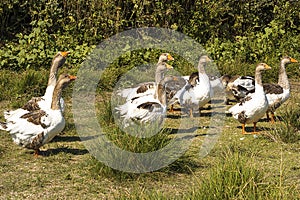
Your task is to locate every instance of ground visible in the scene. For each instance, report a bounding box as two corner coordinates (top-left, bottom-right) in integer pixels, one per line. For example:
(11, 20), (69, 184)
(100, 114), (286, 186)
(0, 81), (299, 199)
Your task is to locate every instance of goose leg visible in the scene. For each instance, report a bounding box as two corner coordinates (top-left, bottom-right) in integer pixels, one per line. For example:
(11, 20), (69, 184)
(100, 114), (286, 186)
(270, 112), (276, 124)
(242, 123), (246, 134)
(190, 109), (193, 118)
(207, 100), (212, 110)
(252, 122), (259, 134)
(170, 105), (174, 113)
(198, 107), (202, 117)
(224, 97), (229, 105)
(266, 112), (270, 121)
(34, 149), (40, 157)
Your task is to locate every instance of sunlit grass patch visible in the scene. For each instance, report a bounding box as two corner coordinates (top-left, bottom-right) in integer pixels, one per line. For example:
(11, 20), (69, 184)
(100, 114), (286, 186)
(266, 97), (300, 143)
(187, 146), (299, 200)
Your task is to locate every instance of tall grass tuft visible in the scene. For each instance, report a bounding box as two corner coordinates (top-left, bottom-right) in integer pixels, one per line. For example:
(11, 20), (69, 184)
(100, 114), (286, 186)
(0, 69), (48, 105)
(185, 146), (300, 199)
(189, 149), (266, 199)
(268, 101), (300, 143)
(97, 95), (115, 127)
(91, 96), (199, 178)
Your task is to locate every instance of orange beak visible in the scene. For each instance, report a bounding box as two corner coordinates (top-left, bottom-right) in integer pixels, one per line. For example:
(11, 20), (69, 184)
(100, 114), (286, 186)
(61, 51), (70, 57)
(166, 63), (173, 69)
(167, 54), (174, 61)
(290, 57), (298, 63)
(69, 75), (77, 80)
(264, 64), (272, 70)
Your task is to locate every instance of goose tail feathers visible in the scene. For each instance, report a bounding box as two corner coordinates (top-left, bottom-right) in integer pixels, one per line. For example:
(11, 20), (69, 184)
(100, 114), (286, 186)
(0, 122), (7, 131)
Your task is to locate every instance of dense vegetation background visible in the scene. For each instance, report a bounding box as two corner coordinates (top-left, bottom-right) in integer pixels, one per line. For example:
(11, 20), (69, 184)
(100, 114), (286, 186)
(0, 0), (300, 88)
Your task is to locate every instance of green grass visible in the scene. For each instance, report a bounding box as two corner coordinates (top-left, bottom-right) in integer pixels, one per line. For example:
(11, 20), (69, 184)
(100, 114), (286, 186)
(0, 69), (300, 199)
(188, 146), (299, 199)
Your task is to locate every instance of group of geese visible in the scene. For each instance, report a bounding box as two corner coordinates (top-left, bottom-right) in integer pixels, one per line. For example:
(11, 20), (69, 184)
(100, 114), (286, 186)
(116, 53), (299, 135)
(0, 51), (298, 156)
(0, 51), (76, 156)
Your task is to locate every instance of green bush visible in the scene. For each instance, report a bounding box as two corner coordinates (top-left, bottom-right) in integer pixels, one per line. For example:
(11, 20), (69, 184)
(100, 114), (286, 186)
(0, 0), (300, 89)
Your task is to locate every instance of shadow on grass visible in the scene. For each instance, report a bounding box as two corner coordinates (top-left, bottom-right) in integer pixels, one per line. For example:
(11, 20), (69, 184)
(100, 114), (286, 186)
(162, 156), (209, 174)
(258, 116), (284, 123)
(167, 111), (224, 119)
(236, 125), (273, 132)
(52, 135), (82, 142)
(166, 126), (211, 135)
(41, 147), (89, 156)
(88, 155), (210, 182)
(166, 114), (183, 119)
(52, 134), (104, 143)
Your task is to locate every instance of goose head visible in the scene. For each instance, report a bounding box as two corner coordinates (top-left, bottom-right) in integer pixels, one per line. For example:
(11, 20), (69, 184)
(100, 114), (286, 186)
(56, 74), (77, 89)
(197, 55), (211, 74)
(158, 53), (174, 63)
(281, 56), (298, 65)
(52, 51), (70, 69)
(47, 51), (70, 87)
(199, 55), (211, 63)
(256, 63), (272, 72)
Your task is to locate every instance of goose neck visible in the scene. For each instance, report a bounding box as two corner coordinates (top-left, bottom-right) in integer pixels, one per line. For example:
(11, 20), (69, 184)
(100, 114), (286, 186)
(254, 69), (264, 92)
(47, 60), (60, 87)
(198, 62), (206, 74)
(155, 70), (164, 84)
(278, 60), (289, 90)
(155, 83), (167, 106)
(155, 62), (166, 83)
(51, 82), (63, 110)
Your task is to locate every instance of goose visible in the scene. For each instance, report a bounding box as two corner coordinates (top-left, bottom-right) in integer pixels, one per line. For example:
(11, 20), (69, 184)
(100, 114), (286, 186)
(227, 56), (298, 122)
(228, 63), (271, 134)
(118, 53), (174, 101)
(168, 55), (212, 117)
(222, 75), (254, 104)
(0, 74), (76, 156)
(186, 73), (223, 90)
(167, 72), (224, 112)
(116, 76), (177, 128)
(263, 56), (298, 122)
(4, 51), (69, 120)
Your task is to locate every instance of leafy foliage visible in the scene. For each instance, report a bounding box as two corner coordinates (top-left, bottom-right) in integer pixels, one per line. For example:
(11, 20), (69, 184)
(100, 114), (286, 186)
(0, 0), (300, 76)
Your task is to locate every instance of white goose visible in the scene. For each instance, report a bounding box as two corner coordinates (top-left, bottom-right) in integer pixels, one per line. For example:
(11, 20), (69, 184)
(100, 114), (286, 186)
(0, 74), (76, 156)
(167, 72), (223, 112)
(227, 56), (298, 122)
(116, 76), (177, 128)
(4, 51), (69, 120)
(118, 53), (174, 100)
(228, 63), (271, 134)
(169, 55), (212, 117)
